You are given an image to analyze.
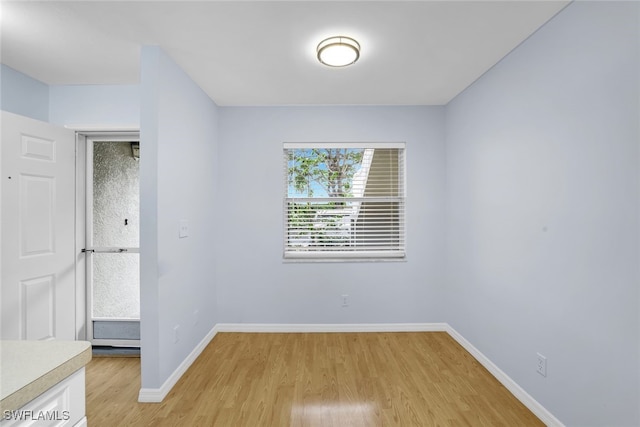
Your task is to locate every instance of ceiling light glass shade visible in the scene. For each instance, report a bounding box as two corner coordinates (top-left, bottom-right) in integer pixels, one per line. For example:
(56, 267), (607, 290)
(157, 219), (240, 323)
(317, 36), (360, 67)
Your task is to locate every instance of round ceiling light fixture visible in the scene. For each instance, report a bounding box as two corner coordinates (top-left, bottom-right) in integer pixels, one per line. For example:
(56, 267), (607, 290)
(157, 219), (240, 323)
(317, 36), (360, 67)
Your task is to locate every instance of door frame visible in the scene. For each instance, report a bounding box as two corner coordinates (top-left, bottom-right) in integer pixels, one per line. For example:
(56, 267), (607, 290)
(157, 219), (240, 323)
(75, 130), (140, 345)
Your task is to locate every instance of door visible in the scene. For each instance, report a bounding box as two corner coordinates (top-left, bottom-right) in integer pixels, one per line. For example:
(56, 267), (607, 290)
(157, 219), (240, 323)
(84, 136), (140, 346)
(1, 111), (77, 341)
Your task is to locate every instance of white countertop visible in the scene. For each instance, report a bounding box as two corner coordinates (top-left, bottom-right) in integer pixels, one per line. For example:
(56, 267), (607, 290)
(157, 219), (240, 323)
(0, 340), (92, 412)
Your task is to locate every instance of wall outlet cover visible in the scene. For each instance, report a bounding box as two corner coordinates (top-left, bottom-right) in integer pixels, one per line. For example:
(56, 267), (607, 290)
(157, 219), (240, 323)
(536, 352), (547, 377)
(179, 220), (189, 238)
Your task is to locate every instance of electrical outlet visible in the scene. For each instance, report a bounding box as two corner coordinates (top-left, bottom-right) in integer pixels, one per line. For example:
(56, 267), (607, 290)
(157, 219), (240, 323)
(341, 294), (349, 307)
(179, 220), (189, 238)
(193, 309), (199, 326)
(173, 325), (180, 343)
(536, 352), (547, 377)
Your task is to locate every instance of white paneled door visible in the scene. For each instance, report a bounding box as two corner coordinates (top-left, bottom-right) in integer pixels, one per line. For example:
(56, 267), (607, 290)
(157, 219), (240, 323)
(1, 111), (76, 340)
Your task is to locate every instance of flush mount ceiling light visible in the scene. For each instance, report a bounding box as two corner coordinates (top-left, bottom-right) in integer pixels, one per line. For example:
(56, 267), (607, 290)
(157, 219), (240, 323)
(317, 36), (360, 67)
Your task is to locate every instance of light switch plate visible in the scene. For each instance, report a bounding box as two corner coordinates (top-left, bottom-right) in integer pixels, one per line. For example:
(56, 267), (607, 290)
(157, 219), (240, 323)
(179, 220), (189, 238)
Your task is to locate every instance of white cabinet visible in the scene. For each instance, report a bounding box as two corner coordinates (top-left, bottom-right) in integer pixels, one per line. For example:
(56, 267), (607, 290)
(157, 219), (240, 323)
(1, 368), (86, 427)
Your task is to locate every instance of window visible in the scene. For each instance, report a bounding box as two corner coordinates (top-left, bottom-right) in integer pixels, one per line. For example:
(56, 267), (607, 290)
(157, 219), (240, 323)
(284, 142), (406, 260)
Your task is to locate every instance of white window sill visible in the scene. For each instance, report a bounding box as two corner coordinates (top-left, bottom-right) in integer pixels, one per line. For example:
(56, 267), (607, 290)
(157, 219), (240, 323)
(283, 255), (407, 264)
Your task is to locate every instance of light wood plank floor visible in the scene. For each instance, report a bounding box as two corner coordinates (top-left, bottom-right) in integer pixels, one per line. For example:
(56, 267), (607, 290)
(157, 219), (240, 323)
(86, 332), (544, 426)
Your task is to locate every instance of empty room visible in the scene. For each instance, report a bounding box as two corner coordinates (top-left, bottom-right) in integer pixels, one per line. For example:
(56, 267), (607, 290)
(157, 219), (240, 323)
(0, 1), (638, 426)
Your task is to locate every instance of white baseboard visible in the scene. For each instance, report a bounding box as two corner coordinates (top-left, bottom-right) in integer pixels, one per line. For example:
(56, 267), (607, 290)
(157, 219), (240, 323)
(137, 325), (219, 403)
(136, 322), (563, 426)
(445, 325), (564, 427)
(215, 322), (448, 333)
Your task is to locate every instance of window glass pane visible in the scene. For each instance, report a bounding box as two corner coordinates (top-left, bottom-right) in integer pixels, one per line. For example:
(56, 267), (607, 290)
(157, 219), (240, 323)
(92, 253), (140, 319)
(287, 148), (365, 198)
(93, 142), (139, 247)
(284, 144), (405, 258)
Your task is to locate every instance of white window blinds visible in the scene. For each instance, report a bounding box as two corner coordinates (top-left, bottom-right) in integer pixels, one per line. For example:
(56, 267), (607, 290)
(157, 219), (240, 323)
(284, 143), (406, 259)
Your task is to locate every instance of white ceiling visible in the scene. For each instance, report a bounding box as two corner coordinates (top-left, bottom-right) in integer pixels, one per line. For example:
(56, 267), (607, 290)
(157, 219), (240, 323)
(0, 1), (569, 106)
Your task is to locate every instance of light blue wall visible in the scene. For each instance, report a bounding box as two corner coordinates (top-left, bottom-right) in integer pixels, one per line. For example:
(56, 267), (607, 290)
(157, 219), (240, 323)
(216, 106), (446, 324)
(0, 64), (140, 127)
(49, 84), (140, 128)
(0, 64), (49, 122)
(444, 2), (639, 425)
(140, 46), (219, 389)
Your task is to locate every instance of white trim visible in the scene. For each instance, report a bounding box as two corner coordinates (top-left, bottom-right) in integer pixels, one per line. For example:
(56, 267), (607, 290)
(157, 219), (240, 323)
(75, 133), (87, 341)
(283, 141), (406, 149)
(84, 139), (95, 343)
(83, 135), (141, 346)
(83, 133), (140, 142)
(137, 325), (219, 403)
(445, 325), (565, 427)
(65, 125), (140, 133)
(283, 256), (407, 264)
(215, 323), (447, 333)
(284, 251), (406, 261)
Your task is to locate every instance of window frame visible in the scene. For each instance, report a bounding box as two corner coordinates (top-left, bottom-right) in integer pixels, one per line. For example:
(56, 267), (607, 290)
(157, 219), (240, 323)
(283, 142), (407, 262)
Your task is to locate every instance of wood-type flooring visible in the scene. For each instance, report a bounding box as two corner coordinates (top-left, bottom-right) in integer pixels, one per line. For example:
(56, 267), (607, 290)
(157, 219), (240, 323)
(86, 332), (544, 426)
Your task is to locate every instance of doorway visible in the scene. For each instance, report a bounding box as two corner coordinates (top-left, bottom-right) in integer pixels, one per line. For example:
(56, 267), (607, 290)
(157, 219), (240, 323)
(83, 134), (140, 347)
